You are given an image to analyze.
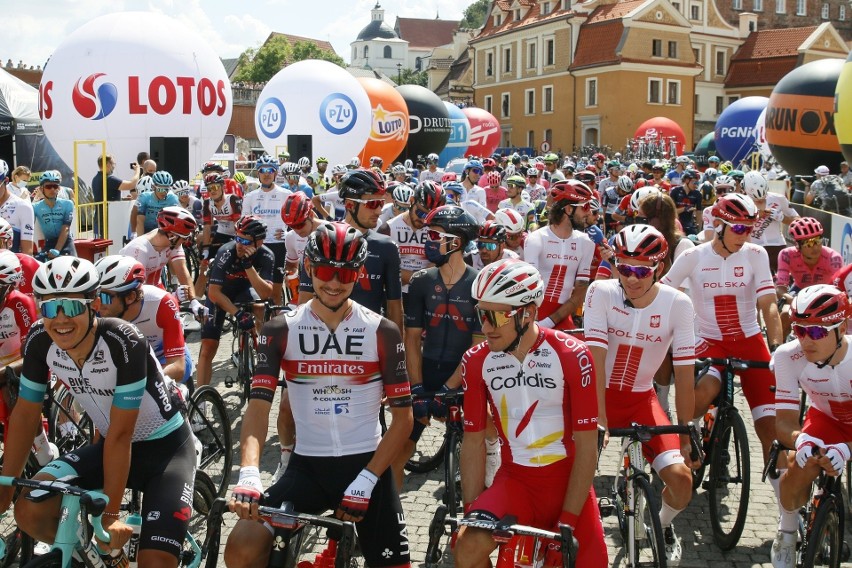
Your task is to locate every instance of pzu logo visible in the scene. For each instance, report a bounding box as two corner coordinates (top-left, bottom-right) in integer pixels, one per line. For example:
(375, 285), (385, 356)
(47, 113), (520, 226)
(258, 98), (286, 138)
(320, 93), (357, 135)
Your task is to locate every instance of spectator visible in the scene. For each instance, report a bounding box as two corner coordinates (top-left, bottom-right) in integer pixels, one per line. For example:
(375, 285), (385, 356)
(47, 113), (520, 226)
(840, 161), (852, 188)
(91, 154), (140, 237)
(9, 167), (31, 199)
(0, 160), (34, 255)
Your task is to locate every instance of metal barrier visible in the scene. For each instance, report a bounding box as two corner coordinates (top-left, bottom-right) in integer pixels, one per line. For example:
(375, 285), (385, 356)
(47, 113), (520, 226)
(73, 140), (107, 239)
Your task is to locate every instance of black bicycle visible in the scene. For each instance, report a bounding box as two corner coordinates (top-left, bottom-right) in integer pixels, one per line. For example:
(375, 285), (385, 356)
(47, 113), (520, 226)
(226, 302), (260, 407)
(185, 385), (232, 498)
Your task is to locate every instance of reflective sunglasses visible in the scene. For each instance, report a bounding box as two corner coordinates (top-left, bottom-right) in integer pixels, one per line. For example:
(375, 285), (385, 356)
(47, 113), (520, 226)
(42, 183), (60, 190)
(312, 264), (360, 284)
(348, 197), (385, 210)
(468, 168), (484, 175)
(507, 232), (523, 240)
(722, 220), (754, 235)
(99, 290), (134, 305)
(257, 166), (277, 174)
(476, 241), (499, 251)
(39, 298), (94, 319)
(615, 263), (658, 279)
(154, 185), (170, 192)
(413, 207), (430, 219)
(393, 203), (410, 212)
(797, 236), (822, 248)
(427, 229), (458, 242)
(475, 306), (523, 328)
(234, 235), (254, 246)
(792, 321), (843, 341)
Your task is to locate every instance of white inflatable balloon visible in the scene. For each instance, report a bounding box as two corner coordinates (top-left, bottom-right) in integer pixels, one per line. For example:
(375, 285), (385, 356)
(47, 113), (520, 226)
(755, 107), (772, 159)
(38, 11), (232, 183)
(255, 60), (371, 167)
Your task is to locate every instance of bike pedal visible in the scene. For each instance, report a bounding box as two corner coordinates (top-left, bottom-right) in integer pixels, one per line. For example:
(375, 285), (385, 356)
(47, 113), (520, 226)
(597, 497), (614, 518)
(224, 378), (234, 388)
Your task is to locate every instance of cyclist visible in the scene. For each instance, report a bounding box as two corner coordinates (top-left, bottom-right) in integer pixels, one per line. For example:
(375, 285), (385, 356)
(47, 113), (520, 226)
(457, 258), (607, 567)
(377, 182), (414, 228)
(196, 216), (275, 388)
(524, 167), (547, 202)
(543, 152), (565, 182)
(314, 156), (330, 191)
(494, 208), (527, 259)
(297, 156), (312, 177)
(282, 193), (326, 304)
(281, 162), (313, 198)
(0, 250), (36, 370)
(460, 159), (484, 195)
(197, 171), (243, 296)
(0, 160), (34, 255)
(497, 175), (534, 219)
(700, 175), (737, 242)
(33, 172), (76, 260)
(770, 284), (852, 568)
(420, 153), (443, 183)
(669, 169), (702, 235)
(0, 257), (194, 567)
(667, 155), (690, 185)
(470, 220), (519, 270)
(172, 179), (202, 223)
(742, 171), (798, 274)
(483, 172), (507, 213)
(585, 225), (697, 562)
(225, 223), (412, 568)
(313, 163), (348, 221)
(135, 171), (179, 236)
(96, 255), (194, 392)
(524, 180), (596, 331)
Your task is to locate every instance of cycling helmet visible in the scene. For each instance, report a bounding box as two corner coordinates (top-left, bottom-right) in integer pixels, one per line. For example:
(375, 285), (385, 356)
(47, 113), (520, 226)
(427, 153), (439, 164)
(789, 217), (823, 240)
(277, 151), (290, 160)
(392, 184), (415, 205)
(719, 161), (733, 174)
(574, 170), (596, 185)
(233, 172), (247, 184)
(482, 158), (497, 169)
(442, 183), (466, 201)
(223, 178), (242, 197)
(404, 159), (414, 169)
(298, 157), (311, 169)
(172, 180), (191, 195)
(348, 157), (361, 168)
(316, 157), (328, 164)
(704, 168), (718, 179)
(414, 181), (446, 209)
(157, 206), (198, 237)
(392, 164), (407, 176)
(304, 222), (368, 270)
(592, 153), (606, 163)
(495, 208), (525, 234)
(40, 171), (61, 184)
(680, 169), (699, 182)
(472, 259), (544, 307)
(0, 160), (7, 184)
(281, 192), (313, 227)
(441, 172), (458, 183)
(504, 164), (517, 177)
(204, 172), (226, 186)
(505, 175), (526, 188)
(633, 178), (648, 189)
(95, 255), (145, 293)
(630, 186), (661, 212)
(255, 155), (278, 172)
(424, 206), (479, 243)
(0, 251), (22, 286)
(136, 176), (154, 194)
(33, 257), (100, 297)
(617, 175), (634, 193)
(714, 175), (735, 190)
(464, 159), (483, 172)
(544, 153), (560, 164)
(832, 264), (852, 298)
(550, 180), (594, 205)
(607, 160), (621, 171)
(562, 161), (576, 172)
(790, 284), (851, 326)
(712, 193), (758, 223)
(478, 220), (507, 243)
(675, 155), (690, 165)
(708, 156), (721, 164)
(151, 171), (173, 188)
(534, 162), (546, 173)
(369, 156), (383, 168)
(281, 162), (300, 176)
(331, 164), (348, 176)
(340, 169), (386, 199)
(728, 169), (745, 181)
(612, 224), (669, 263)
(742, 171), (768, 200)
(202, 161), (226, 174)
(234, 215), (268, 240)
(0, 218), (13, 243)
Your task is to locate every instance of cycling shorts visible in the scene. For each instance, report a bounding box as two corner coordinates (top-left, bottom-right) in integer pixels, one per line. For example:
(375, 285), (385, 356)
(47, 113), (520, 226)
(695, 333), (775, 422)
(263, 452), (410, 568)
(606, 388), (684, 473)
(42, 421), (195, 559)
(265, 242), (287, 284)
(802, 406), (852, 446)
(410, 357), (458, 443)
(201, 288), (261, 340)
(467, 459), (608, 568)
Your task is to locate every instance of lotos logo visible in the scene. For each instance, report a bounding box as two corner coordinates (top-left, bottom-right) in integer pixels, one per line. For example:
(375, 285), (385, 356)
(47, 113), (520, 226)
(72, 73), (118, 120)
(370, 104), (406, 141)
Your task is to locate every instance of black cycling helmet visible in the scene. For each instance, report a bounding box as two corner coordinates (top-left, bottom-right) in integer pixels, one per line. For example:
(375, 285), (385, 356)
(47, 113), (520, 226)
(479, 220), (507, 243)
(414, 180), (447, 209)
(424, 205), (479, 244)
(234, 215), (267, 240)
(304, 222), (368, 270)
(339, 168), (386, 200)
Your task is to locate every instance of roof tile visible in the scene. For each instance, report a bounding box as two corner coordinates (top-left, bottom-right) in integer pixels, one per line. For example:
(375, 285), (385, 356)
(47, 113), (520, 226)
(570, 20), (624, 69)
(395, 18), (459, 49)
(725, 56), (799, 87)
(731, 26), (818, 60)
(267, 32), (335, 55)
(586, 0), (648, 24)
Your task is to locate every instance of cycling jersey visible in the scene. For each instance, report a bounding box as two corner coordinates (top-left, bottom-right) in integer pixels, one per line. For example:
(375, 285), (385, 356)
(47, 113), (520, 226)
(0, 194), (34, 251)
(669, 186), (702, 231)
(282, 183), (313, 199)
(469, 248), (519, 271)
(749, 194), (798, 246)
(20, 318), (184, 442)
(460, 198), (492, 225)
(137, 192), (180, 233)
(207, 240), (275, 292)
(584, 281), (695, 392)
(32, 199), (74, 241)
(129, 285), (185, 360)
(496, 198), (535, 220)
(384, 214), (430, 294)
(377, 203), (398, 228)
(524, 226), (594, 305)
(661, 242), (775, 341)
(120, 235), (186, 287)
(0, 290), (36, 366)
(405, 266), (480, 363)
(462, 328), (598, 466)
(525, 183), (546, 202)
(16, 253), (40, 296)
(201, 194), (242, 237)
(250, 301), (410, 457)
(775, 246), (843, 290)
(240, 186), (291, 244)
(318, 188), (345, 221)
(484, 187), (507, 212)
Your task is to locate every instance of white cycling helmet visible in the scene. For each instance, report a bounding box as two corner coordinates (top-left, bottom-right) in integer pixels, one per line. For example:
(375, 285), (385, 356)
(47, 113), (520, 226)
(297, 157), (311, 168)
(0, 250), (22, 286)
(742, 171), (768, 200)
(630, 186), (661, 212)
(0, 218), (14, 243)
(494, 208), (525, 234)
(392, 184), (414, 205)
(136, 176), (154, 194)
(33, 257), (100, 297)
(331, 164), (348, 176)
(392, 164), (407, 176)
(172, 180), (191, 196)
(348, 157), (361, 168)
(95, 255), (145, 293)
(675, 155), (690, 164)
(472, 259), (544, 307)
(0, 160), (8, 184)
(617, 175), (634, 193)
(280, 162), (300, 176)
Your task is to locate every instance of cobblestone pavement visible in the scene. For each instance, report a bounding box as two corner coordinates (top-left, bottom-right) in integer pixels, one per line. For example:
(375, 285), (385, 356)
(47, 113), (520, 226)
(188, 331), (851, 567)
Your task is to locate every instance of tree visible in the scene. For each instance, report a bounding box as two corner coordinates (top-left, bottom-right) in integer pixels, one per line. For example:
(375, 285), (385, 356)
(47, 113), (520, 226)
(233, 35), (345, 83)
(460, 0), (490, 29)
(397, 68), (427, 87)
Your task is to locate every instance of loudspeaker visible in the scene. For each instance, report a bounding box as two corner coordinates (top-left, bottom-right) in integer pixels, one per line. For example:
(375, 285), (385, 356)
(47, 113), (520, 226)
(287, 135), (312, 164)
(149, 137), (189, 182)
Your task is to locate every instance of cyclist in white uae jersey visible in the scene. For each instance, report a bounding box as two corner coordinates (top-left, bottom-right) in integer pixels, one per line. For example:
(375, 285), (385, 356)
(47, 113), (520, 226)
(769, 285), (852, 568)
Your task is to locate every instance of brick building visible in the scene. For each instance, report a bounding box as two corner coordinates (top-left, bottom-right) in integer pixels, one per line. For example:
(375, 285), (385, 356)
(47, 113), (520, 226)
(714, 0), (852, 40)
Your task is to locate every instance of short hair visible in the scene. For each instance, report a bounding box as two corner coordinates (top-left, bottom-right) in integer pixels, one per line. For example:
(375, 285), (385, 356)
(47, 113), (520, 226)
(137, 151), (150, 164)
(12, 166), (30, 179)
(99, 154), (114, 169)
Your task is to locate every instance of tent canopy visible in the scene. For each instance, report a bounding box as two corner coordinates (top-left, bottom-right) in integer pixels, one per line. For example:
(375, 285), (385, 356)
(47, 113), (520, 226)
(0, 68), (39, 134)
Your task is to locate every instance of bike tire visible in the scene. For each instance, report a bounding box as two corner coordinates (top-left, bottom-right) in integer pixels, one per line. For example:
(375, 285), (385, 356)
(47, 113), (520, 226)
(193, 470), (217, 517)
(802, 494), (843, 568)
(633, 475), (667, 568)
(425, 504), (449, 567)
(189, 386), (233, 497)
(405, 426), (447, 474)
(47, 386), (94, 456)
(444, 431), (462, 517)
(19, 548), (62, 567)
(708, 411), (750, 551)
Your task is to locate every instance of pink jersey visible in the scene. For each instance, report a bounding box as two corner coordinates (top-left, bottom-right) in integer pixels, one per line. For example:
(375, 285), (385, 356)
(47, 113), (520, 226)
(484, 186), (508, 213)
(524, 226), (594, 305)
(584, 281), (695, 392)
(775, 246), (843, 290)
(661, 242), (775, 340)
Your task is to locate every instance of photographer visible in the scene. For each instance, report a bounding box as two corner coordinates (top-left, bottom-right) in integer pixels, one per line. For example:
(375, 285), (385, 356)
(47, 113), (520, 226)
(804, 166), (851, 216)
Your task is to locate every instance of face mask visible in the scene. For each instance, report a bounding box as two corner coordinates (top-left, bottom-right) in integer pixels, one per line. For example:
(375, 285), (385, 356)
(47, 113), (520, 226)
(15, 181), (27, 189)
(424, 240), (452, 266)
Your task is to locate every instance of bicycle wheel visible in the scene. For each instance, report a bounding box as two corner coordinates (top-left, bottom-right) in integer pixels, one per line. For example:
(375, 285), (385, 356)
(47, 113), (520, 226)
(803, 494), (843, 568)
(189, 386), (233, 497)
(444, 431), (462, 517)
(47, 385), (94, 456)
(707, 411), (750, 551)
(238, 333), (256, 406)
(20, 549), (62, 567)
(405, 422), (447, 474)
(193, 470), (217, 516)
(632, 476), (666, 568)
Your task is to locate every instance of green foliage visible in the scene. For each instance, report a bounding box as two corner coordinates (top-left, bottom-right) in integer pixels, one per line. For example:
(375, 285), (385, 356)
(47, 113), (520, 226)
(460, 0), (490, 29)
(397, 68), (427, 87)
(234, 35), (345, 83)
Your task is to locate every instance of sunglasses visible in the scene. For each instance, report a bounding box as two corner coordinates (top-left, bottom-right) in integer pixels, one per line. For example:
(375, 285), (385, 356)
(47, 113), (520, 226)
(475, 306), (524, 328)
(257, 167), (277, 174)
(348, 197), (385, 210)
(154, 185), (170, 192)
(722, 220), (754, 235)
(234, 235), (254, 246)
(797, 236), (822, 248)
(792, 322), (843, 341)
(98, 291), (133, 305)
(469, 168), (484, 175)
(43, 183), (60, 190)
(508, 183), (525, 189)
(476, 241), (499, 251)
(412, 207), (431, 219)
(615, 263), (658, 279)
(39, 298), (94, 319)
(312, 264), (360, 284)
(427, 229), (457, 242)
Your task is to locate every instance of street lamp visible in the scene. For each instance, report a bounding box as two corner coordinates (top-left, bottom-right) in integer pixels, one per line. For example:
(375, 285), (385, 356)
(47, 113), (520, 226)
(397, 62), (402, 84)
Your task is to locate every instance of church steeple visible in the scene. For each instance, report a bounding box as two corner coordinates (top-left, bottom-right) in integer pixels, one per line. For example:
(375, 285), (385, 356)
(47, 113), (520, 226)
(371, 2), (384, 22)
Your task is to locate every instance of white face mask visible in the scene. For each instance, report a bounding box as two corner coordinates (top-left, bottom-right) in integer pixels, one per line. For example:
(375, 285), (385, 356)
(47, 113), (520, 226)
(15, 181), (27, 189)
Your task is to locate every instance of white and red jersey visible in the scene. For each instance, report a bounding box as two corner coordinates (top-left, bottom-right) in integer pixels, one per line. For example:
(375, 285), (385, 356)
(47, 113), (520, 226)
(772, 337), (852, 424)
(201, 194), (242, 237)
(584, 281), (695, 392)
(749, 193), (798, 247)
(120, 235), (186, 287)
(128, 284), (185, 360)
(15, 253), (40, 297)
(461, 329), (598, 467)
(0, 290), (36, 366)
(775, 246), (843, 290)
(524, 226), (594, 305)
(385, 214), (430, 293)
(662, 242), (775, 340)
(240, 186), (291, 244)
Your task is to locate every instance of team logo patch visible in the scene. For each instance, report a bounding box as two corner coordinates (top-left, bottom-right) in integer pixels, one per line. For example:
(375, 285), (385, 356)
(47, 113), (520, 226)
(734, 266), (744, 277)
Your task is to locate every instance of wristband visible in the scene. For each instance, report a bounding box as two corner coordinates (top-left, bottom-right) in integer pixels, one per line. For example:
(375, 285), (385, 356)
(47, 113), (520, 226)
(539, 317), (556, 329)
(558, 510), (579, 529)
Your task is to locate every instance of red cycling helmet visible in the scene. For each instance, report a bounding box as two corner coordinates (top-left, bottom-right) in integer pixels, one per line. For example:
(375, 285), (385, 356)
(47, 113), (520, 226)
(478, 220), (507, 243)
(414, 181), (446, 209)
(204, 172), (226, 186)
(281, 192), (313, 227)
(585, 165), (599, 175)
(789, 217), (823, 241)
(223, 178), (243, 198)
(633, 178), (648, 189)
(534, 161), (545, 172)
(304, 222), (368, 269)
(485, 171), (502, 187)
(711, 194), (758, 224)
(157, 206), (198, 237)
(790, 284), (851, 326)
(550, 180), (594, 205)
(612, 224), (669, 263)
(441, 172), (458, 183)
(592, 153), (606, 163)
(482, 158), (497, 169)
(574, 170), (596, 185)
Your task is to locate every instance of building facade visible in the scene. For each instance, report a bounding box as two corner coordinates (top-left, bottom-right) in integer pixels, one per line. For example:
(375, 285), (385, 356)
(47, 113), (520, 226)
(715, 0), (852, 40)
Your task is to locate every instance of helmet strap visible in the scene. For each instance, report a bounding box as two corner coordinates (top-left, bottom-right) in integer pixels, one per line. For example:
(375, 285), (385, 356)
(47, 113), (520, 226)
(716, 224), (736, 255)
(815, 330), (845, 369)
(68, 311), (96, 352)
(347, 203), (371, 232)
(503, 311), (530, 354)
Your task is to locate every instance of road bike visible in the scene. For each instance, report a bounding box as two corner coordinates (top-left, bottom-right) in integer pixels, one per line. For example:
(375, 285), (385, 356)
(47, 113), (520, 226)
(184, 385), (232, 498)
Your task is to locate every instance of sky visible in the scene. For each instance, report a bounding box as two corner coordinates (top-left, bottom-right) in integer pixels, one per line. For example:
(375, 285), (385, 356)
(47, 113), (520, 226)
(5, 0), (469, 70)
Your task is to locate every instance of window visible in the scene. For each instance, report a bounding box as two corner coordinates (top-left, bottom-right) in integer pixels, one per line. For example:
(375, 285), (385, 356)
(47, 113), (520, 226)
(502, 93), (510, 118)
(526, 89), (535, 115)
(562, 0), (570, 9)
(545, 38), (555, 66)
(715, 50), (725, 75)
(673, 1), (681, 11)
(493, 14), (502, 26)
(841, 5), (846, 19)
(652, 39), (662, 57)
(486, 52), (494, 77)
(648, 78), (662, 103)
(504, 47), (512, 73)
(667, 80), (681, 104)
(776, 0), (785, 12)
(363, 46), (369, 58)
(352, 47), (357, 60)
(796, 0), (806, 15)
(668, 41), (678, 58)
(821, 3), (829, 18)
(528, 42), (537, 68)
(729, 95), (739, 105)
(542, 1), (551, 15)
(691, 4), (700, 19)
(544, 129), (552, 145)
(527, 130), (535, 147)
(693, 47), (701, 64)
(754, 0), (763, 10)
(484, 95), (493, 114)
(515, 8), (522, 20)
(733, 0), (742, 9)
(716, 96), (724, 115)
(586, 78), (597, 107)
(543, 86), (554, 112)
(383, 46), (392, 58)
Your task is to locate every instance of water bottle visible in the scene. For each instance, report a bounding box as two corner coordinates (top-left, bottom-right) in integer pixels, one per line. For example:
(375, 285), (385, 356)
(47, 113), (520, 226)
(32, 417), (58, 466)
(125, 513), (143, 568)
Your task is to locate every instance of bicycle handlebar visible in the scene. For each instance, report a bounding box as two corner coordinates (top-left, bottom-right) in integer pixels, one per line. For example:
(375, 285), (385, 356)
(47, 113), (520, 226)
(608, 422), (703, 465)
(696, 357), (771, 371)
(452, 516), (577, 568)
(257, 502), (356, 536)
(411, 389), (464, 403)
